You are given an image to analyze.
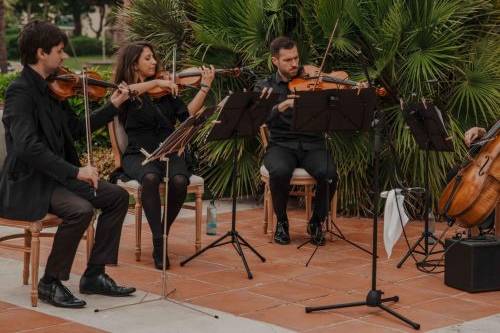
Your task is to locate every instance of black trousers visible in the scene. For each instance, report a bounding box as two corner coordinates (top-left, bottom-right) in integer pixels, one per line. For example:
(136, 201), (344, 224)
(45, 180), (129, 281)
(264, 144), (337, 222)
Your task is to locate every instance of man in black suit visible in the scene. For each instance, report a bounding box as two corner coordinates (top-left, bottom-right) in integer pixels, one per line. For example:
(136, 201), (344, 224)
(0, 21), (135, 308)
(254, 37), (338, 246)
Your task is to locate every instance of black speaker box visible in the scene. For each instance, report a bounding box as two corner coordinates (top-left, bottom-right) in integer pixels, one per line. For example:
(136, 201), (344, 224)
(444, 238), (500, 292)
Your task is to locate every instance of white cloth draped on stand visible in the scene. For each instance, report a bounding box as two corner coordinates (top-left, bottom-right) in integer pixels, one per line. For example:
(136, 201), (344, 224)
(381, 189), (409, 258)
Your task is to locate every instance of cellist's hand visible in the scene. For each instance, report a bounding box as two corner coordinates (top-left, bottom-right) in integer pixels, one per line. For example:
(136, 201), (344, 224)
(110, 82), (130, 108)
(77, 165), (99, 190)
(464, 127), (486, 147)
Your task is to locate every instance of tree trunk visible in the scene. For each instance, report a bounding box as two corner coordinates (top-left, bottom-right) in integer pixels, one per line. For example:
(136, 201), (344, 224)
(43, 0), (49, 20)
(73, 10), (82, 36)
(0, 0), (8, 73)
(88, 5), (106, 39)
(26, 3), (32, 22)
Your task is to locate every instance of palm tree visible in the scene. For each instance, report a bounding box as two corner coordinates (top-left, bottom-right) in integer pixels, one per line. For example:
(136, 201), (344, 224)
(118, 0), (499, 215)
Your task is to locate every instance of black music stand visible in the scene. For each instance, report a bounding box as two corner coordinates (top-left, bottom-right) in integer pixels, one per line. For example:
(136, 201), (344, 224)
(397, 101), (453, 269)
(292, 89), (374, 259)
(303, 88), (420, 330)
(94, 108), (219, 319)
(180, 92), (280, 279)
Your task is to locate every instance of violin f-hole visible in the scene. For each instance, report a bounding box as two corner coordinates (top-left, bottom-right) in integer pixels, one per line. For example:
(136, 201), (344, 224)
(478, 155), (490, 176)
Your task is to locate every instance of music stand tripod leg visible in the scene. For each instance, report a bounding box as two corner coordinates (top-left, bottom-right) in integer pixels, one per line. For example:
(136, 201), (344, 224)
(180, 135), (265, 279)
(397, 232), (425, 268)
(305, 99), (420, 330)
(329, 220), (374, 255)
(236, 233), (266, 262)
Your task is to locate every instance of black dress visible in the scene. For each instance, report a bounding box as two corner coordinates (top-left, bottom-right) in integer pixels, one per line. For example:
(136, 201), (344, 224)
(122, 94), (192, 183)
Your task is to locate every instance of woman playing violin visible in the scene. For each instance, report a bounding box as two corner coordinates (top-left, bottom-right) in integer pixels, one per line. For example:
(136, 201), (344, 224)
(113, 41), (215, 270)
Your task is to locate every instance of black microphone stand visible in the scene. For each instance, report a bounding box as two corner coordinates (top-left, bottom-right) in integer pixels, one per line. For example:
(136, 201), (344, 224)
(305, 55), (420, 330)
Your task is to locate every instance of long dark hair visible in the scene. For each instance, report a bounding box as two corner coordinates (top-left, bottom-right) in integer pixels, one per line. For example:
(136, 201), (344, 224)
(113, 41), (161, 85)
(114, 41), (161, 123)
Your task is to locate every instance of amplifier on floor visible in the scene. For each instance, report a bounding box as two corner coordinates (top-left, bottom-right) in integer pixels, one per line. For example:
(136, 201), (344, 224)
(444, 237), (500, 293)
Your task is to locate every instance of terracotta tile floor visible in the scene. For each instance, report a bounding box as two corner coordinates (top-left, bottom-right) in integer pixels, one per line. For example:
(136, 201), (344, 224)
(1, 207), (499, 332)
(0, 301), (106, 333)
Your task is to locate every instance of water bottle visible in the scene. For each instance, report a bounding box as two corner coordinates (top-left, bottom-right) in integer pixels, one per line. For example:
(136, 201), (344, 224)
(206, 200), (217, 235)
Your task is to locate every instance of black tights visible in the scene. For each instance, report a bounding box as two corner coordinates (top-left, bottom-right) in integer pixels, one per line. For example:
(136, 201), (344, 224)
(141, 173), (188, 239)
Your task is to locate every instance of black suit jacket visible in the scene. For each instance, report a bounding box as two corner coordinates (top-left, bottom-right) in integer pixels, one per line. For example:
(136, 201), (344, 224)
(0, 66), (119, 221)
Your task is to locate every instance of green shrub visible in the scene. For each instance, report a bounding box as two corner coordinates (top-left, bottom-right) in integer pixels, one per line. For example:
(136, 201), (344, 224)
(7, 34), (19, 59)
(7, 33), (115, 61)
(0, 72), (19, 103)
(65, 36), (114, 57)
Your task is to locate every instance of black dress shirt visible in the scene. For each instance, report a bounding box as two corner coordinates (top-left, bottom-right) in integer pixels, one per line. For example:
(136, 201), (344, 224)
(254, 71), (324, 150)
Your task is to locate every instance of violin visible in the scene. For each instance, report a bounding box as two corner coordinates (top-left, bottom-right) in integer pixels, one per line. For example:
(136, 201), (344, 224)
(147, 67), (242, 99)
(438, 121), (500, 227)
(289, 65), (387, 96)
(48, 66), (121, 101)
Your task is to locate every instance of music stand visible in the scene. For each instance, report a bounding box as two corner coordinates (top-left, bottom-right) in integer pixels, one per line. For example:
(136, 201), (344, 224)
(292, 88), (374, 259)
(396, 101), (453, 269)
(94, 107), (218, 318)
(303, 88), (420, 330)
(180, 92), (280, 279)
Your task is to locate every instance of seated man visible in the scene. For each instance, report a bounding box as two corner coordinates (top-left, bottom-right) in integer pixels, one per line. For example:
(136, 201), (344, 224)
(254, 37), (338, 245)
(0, 20), (135, 308)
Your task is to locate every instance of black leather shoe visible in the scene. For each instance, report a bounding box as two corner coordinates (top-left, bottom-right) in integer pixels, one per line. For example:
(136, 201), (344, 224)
(307, 221), (325, 246)
(274, 220), (291, 245)
(153, 237), (170, 270)
(38, 280), (86, 308)
(80, 273), (136, 297)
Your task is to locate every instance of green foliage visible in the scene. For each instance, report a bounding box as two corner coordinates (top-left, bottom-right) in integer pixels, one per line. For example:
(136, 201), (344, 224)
(6, 32), (113, 60)
(65, 36), (114, 57)
(0, 72), (19, 103)
(120, 0), (500, 215)
(6, 33), (20, 60)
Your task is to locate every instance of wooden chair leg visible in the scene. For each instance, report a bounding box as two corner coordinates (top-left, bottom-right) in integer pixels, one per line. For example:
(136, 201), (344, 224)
(329, 191), (338, 241)
(195, 190), (202, 251)
(30, 230), (40, 307)
(269, 191), (275, 243)
(23, 230), (31, 285)
(495, 202), (499, 239)
(135, 196), (142, 262)
(263, 182), (269, 234)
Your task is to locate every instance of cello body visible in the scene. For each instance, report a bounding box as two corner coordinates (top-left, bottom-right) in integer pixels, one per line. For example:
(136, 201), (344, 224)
(438, 125), (500, 227)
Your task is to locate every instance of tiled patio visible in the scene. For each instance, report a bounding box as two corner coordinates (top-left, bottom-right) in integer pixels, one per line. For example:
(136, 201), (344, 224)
(0, 204), (499, 332)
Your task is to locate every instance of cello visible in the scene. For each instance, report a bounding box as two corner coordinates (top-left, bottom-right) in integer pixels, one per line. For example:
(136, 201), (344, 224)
(438, 120), (500, 228)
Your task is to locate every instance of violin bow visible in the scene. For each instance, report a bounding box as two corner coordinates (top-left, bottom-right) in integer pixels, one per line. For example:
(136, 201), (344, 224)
(313, 18), (340, 90)
(172, 46), (177, 87)
(81, 67), (96, 196)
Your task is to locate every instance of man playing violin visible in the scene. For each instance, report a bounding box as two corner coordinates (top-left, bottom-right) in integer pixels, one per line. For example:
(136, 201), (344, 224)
(254, 36), (338, 245)
(0, 21), (135, 308)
